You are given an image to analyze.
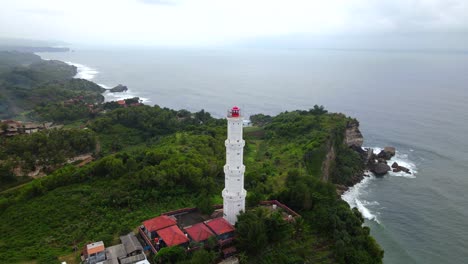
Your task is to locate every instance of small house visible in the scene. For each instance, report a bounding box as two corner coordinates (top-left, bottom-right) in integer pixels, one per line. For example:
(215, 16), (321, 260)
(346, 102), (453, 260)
(142, 215), (177, 240)
(184, 222), (215, 245)
(83, 233), (149, 264)
(83, 241), (106, 264)
(156, 225), (189, 248)
(204, 217), (235, 242)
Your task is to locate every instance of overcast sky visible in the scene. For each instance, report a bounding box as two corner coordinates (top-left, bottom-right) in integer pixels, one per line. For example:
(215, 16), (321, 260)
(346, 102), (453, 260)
(1, 0), (468, 47)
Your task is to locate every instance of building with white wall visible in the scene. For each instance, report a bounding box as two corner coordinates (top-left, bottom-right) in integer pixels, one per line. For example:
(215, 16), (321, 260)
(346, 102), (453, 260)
(222, 106), (247, 225)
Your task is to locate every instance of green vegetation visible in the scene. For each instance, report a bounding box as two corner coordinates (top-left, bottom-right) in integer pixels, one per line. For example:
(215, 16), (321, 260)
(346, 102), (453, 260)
(277, 170), (383, 263)
(0, 51), (41, 74)
(0, 129), (96, 174)
(234, 207), (329, 264)
(0, 123), (226, 263)
(237, 108), (382, 264)
(0, 51), (105, 119)
(89, 105), (221, 155)
(155, 247), (217, 264)
(0, 105), (382, 264)
(0, 53), (382, 263)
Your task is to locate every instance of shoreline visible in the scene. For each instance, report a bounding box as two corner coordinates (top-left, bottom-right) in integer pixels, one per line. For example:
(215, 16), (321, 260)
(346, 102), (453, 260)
(36, 53), (150, 104)
(64, 60), (151, 103)
(36, 51), (409, 229)
(340, 146), (418, 224)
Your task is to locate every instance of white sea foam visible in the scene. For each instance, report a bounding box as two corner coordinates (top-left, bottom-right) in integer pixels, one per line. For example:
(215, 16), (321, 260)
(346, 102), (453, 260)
(342, 175), (381, 223)
(63, 61), (150, 103)
(103, 90), (150, 103)
(356, 200), (377, 222)
(372, 147), (417, 178)
(37, 53), (149, 103)
(97, 83), (112, 89)
(342, 147), (418, 223)
(65, 61), (98, 80)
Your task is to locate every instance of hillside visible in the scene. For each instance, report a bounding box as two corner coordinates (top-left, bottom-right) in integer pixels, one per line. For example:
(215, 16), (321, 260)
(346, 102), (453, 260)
(0, 51), (105, 119)
(0, 105), (383, 264)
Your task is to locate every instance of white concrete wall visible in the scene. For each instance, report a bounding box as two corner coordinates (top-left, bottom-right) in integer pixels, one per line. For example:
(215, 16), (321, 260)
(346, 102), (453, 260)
(222, 116), (247, 225)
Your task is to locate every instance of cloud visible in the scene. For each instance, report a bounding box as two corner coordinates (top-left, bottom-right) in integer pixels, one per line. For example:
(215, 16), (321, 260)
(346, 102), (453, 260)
(139, 0), (181, 5)
(19, 8), (64, 16)
(0, 0), (467, 46)
(345, 0), (468, 33)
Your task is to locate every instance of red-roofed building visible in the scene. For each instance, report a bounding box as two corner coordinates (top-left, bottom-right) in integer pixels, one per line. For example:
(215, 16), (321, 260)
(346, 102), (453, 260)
(142, 215), (177, 239)
(157, 225), (189, 247)
(184, 223), (215, 243)
(117, 100), (126, 107)
(204, 217), (235, 242)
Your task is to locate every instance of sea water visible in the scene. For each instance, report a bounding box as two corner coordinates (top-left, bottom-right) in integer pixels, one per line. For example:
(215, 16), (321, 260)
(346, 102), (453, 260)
(38, 48), (468, 263)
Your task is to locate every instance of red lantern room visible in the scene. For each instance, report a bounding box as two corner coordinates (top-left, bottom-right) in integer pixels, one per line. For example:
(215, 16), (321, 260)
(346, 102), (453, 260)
(229, 106), (240, 117)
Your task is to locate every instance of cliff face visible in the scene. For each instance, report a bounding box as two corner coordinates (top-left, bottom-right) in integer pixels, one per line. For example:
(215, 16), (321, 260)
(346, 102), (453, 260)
(320, 141), (336, 182)
(345, 120), (364, 148)
(321, 120), (365, 188)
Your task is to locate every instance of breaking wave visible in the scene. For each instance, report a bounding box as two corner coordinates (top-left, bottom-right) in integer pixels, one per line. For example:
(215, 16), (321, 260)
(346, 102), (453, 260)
(64, 61), (150, 103)
(97, 83), (111, 89)
(342, 147), (418, 223)
(342, 175), (381, 223)
(103, 90), (150, 103)
(65, 61), (99, 80)
(373, 147), (417, 178)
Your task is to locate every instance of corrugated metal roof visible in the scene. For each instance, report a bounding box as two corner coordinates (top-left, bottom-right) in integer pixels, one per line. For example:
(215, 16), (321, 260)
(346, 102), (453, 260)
(184, 223), (215, 242)
(205, 217), (235, 236)
(120, 233), (143, 255)
(143, 215), (177, 232)
(119, 253), (146, 264)
(105, 244), (126, 264)
(157, 225), (189, 247)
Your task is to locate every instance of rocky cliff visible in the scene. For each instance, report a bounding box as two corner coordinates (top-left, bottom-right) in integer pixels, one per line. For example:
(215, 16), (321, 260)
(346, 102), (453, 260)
(345, 120), (364, 149)
(320, 141), (336, 182)
(321, 119), (366, 191)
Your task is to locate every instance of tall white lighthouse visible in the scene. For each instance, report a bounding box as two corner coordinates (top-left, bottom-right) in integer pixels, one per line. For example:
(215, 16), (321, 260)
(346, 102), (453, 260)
(222, 106), (247, 225)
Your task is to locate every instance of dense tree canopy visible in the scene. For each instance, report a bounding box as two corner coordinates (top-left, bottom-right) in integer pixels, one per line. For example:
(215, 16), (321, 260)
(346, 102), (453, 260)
(0, 103), (382, 264)
(0, 128), (96, 173)
(0, 51), (105, 119)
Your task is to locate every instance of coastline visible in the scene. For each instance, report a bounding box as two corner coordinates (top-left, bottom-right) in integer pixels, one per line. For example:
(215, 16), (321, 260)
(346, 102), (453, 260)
(41, 52), (393, 226)
(38, 52), (413, 228)
(25, 48), (468, 263)
(341, 146), (418, 224)
(36, 53), (150, 104)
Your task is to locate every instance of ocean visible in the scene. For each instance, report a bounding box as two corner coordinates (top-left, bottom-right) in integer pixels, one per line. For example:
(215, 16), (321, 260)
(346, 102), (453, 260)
(38, 48), (468, 263)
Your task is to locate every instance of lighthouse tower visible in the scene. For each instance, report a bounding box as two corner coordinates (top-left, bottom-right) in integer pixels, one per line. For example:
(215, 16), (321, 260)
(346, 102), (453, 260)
(222, 106), (247, 225)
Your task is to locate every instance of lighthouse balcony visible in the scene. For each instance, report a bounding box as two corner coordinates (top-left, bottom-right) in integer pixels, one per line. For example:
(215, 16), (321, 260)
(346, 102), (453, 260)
(225, 140), (245, 148)
(222, 189), (247, 200)
(223, 165), (245, 174)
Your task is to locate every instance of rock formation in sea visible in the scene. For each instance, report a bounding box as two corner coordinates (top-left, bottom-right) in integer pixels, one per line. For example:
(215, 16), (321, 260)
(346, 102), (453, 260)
(336, 120), (413, 194)
(377, 147), (396, 160)
(370, 162), (391, 176)
(109, 84), (128, 93)
(391, 162), (411, 174)
(367, 147), (412, 176)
